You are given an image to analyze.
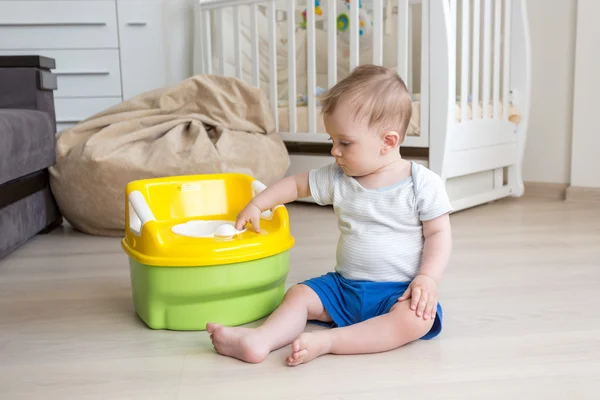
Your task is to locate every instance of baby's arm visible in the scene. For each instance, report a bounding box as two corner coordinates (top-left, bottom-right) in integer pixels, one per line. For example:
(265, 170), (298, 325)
(235, 172), (310, 231)
(251, 172), (311, 212)
(399, 213), (452, 321)
(419, 213), (452, 283)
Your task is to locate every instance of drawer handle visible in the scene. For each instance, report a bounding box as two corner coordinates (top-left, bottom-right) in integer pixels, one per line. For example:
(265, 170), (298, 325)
(55, 70), (110, 76)
(57, 118), (82, 123)
(126, 21), (147, 26)
(0, 22), (107, 27)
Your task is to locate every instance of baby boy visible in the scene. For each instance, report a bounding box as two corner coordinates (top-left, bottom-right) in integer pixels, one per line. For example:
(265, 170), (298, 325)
(207, 64), (453, 366)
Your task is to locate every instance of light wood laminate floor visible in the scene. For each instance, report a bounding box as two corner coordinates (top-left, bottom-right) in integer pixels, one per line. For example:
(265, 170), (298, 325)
(1, 197), (599, 399)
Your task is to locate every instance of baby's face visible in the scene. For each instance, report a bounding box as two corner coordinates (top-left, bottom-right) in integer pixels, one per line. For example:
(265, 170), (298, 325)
(323, 102), (386, 177)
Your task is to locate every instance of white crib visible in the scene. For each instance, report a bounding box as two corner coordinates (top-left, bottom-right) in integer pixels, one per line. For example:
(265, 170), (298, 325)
(193, 0), (531, 211)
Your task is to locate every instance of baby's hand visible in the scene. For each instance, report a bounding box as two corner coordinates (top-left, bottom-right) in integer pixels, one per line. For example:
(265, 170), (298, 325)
(398, 274), (438, 320)
(235, 201), (262, 232)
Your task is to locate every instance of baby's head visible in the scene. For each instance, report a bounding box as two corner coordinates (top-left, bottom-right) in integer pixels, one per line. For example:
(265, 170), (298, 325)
(320, 64), (412, 177)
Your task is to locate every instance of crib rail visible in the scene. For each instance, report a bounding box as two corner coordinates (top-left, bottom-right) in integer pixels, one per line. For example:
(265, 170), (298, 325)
(194, 0), (522, 154)
(193, 0), (530, 212)
(438, 0), (529, 201)
(288, 0), (298, 134)
(450, 0), (514, 124)
(194, 0), (426, 146)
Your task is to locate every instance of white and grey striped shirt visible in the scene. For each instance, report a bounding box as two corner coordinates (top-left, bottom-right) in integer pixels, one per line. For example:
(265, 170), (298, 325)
(308, 161), (453, 283)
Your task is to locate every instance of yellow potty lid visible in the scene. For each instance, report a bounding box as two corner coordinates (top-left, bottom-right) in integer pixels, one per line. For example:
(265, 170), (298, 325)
(121, 173), (295, 267)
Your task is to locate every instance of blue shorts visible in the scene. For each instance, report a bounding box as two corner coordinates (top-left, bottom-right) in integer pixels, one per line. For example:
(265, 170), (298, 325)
(302, 272), (443, 340)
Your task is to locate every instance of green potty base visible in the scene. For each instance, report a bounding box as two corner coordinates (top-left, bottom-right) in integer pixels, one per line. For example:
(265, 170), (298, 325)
(129, 251), (290, 330)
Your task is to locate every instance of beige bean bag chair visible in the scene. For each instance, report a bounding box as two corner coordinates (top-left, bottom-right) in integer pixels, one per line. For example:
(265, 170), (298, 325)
(49, 75), (290, 237)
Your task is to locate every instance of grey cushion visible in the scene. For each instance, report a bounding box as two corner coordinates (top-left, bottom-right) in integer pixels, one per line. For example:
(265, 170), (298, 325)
(0, 67), (57, 123)
(0, 186), (61, 259)
(0, 109), (55, 186)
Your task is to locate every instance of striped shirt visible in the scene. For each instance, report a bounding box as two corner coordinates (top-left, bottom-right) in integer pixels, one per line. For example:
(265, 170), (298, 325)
(308, 161), (453, 282)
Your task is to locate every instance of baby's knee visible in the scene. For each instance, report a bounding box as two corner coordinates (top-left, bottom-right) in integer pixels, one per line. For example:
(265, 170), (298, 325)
(284, 284), (329, 321)
(284, 284), (315, 302)
(390, 301), (435, 338)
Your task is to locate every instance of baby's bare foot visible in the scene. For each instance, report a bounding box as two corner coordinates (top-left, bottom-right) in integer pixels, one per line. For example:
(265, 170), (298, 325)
(286, 332), (332, 367)
(206, 323), (270, 364)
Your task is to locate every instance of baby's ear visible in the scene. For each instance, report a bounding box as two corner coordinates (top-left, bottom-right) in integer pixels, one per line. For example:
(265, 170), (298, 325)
(382, 130), (401, 152)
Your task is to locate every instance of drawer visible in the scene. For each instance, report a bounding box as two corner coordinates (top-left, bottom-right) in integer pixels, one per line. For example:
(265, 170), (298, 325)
(0, 49), (122, 98)
(55, 97), (122, 133)
(117, 0), (194, 99)
(0, 1), (118, 50)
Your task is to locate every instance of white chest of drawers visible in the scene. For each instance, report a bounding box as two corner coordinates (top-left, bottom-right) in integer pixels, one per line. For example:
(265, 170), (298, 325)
(0, 0), (195, 133)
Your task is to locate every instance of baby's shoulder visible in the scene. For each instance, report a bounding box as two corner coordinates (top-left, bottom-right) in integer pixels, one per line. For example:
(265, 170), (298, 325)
(409, 162), (453, 220)
(410, 162), (445, 192)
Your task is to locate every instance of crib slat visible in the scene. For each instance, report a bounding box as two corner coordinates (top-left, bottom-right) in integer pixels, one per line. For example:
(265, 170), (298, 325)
(268, 0), (278, 130)
(350, 0), (359, 71)
(482, 0), (492, 119)
(407, 5), (413, 91)
(460, 0), (470, 122)
(233, 6), (242, 79)
(472, 0), (480, 119)
(373, 0), (383, 65)
(397, 0), (409, 88)
(202, 10), (212, 74)
(215, 8), (224, 75)
(420, 0), (429, 135)
(307, 0), (317, 133)
(288, 0), (297, 133)
(327, 0), (337, 87)
(450, 0), (457, 108)
(493, 0), (502, 119)
(250, 4), (260, 87)
(450, 0), (457, 43)
(503, 0), (512, 120)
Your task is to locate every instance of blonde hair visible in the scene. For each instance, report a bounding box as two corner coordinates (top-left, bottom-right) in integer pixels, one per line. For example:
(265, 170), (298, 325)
(319, 64), (412, 140)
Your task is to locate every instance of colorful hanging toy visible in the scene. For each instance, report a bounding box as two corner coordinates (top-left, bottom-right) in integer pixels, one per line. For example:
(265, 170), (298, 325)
(299, 1), (323, 29)
(336, 0), (373, 44)
(299, 0), (373, 44)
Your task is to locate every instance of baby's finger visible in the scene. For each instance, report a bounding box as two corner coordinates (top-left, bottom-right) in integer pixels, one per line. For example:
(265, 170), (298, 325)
(424, 294), (437, 320)
(398, 287), (412, 302)
(424, 301), (435, 320)
(251, 215), (261, 232)
(410, 287), (421, 311)
(416, 292), (428, 317)
(234, 218), (246, 231)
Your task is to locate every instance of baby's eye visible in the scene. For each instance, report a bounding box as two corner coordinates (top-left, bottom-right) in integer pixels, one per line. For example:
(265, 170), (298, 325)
(341, 142), (351, 146)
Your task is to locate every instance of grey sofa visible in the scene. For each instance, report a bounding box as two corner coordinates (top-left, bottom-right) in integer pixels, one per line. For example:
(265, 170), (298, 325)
(0, 55), (63, 260)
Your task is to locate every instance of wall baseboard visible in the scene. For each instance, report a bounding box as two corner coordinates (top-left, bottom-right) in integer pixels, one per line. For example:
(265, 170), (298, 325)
(566, 186), (600, 203)
(524, 182), (568, 200)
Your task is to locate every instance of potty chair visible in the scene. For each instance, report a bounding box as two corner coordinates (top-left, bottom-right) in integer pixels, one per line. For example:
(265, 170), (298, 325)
(121, 173), (294, 331)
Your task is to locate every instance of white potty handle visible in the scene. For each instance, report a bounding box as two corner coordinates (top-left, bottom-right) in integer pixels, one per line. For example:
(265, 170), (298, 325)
(128, 191), (156, 235)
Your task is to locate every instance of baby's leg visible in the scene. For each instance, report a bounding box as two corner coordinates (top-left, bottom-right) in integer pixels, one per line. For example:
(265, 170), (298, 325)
(286, 299), (434, 366)
(207, 284), (330, 363)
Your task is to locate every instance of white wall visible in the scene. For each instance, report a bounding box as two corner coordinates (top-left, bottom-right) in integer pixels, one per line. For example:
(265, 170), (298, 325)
(522, 0), (577, 184)
(570, 0), (600, 188)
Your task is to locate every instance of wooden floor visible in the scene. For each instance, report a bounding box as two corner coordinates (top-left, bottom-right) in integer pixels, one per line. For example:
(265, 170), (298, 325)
(1, 197), (599, 399)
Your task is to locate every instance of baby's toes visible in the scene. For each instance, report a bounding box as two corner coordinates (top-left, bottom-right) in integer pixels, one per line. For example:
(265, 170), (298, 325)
(286, 349), (307, 366)
(293, 349), (308, 361)
(292, 339), (302, 353)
